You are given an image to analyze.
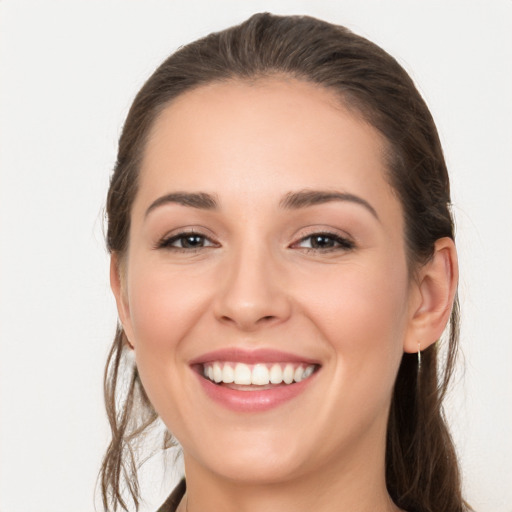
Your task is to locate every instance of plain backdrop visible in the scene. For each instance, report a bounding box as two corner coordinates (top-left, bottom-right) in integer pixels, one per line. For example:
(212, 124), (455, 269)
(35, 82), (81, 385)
(1, 1), (511, 511)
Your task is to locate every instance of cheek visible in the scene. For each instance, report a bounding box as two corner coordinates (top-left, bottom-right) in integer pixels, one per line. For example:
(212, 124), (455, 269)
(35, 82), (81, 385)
(296, 259), (410, 444)
(300, 257), (409, 383)
(124, 259), (214, 423)
(126, 262), (210, 352)
(123, 258), (212, 410)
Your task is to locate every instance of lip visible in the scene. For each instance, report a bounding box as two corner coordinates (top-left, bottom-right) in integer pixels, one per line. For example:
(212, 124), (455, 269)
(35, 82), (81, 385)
(195, 371), (318, 412)
(189, 347), (321, 366)
(190, 348), (320, 412)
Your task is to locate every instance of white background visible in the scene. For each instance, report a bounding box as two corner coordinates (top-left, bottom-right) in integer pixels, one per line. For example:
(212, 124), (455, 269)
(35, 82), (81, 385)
(0, 1), (511, 511)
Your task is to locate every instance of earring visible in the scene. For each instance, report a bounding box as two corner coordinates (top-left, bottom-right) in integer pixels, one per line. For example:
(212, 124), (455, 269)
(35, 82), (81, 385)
(417, 342), (422, 371)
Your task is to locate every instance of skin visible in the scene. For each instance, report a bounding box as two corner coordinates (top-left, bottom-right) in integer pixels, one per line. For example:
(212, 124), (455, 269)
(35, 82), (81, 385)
(111, 78), (458, 512)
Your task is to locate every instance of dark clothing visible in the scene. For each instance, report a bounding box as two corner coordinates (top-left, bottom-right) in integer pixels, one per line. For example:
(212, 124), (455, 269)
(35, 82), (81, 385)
(156, 479), (412, 511)
(156, 479), (186, 512)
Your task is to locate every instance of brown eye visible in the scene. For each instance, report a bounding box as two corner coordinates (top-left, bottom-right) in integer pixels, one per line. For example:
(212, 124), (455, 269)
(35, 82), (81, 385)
(178, 234), (207, 248)
(158, 232), (217, 250)
(310, 235), (337, 249)
(295, 233), (354, 251)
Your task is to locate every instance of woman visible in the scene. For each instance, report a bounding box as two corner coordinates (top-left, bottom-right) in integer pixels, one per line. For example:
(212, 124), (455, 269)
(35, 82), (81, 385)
(100, 13), (471, 512)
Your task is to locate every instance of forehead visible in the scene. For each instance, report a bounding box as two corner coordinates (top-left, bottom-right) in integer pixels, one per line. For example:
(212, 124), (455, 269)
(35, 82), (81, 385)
(135, 78), (398, 219)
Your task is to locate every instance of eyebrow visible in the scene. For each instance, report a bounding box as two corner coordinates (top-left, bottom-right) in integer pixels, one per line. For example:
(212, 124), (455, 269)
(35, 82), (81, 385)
(145, 192), (218, 217)
(144, 189), (379, 220)
(279, 189), (379, 220)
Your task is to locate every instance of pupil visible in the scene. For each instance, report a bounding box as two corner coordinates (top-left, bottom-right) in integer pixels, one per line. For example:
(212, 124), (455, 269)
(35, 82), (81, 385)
(312, 235), (333, 248)
(184, 235), (203, 247)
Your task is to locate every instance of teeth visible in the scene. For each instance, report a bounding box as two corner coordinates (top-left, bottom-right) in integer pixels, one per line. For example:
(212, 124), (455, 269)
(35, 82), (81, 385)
(202, 361), (316, 386)
(222, 364), (234, 383)
(213, 362), (222, 383)
(269, 364), (283, 384)
(251, 364), (269, 385)
(303, 365), (314, 379)
(234, 363), (252, 385)
(283, 364), (294, 384)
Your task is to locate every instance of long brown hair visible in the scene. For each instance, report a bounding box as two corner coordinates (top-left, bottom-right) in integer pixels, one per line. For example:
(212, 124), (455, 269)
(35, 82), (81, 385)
(101, 13), (471, 512)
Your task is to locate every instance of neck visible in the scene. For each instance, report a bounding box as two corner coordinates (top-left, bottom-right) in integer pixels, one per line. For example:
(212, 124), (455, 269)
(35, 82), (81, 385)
(181, 437), (400, 512)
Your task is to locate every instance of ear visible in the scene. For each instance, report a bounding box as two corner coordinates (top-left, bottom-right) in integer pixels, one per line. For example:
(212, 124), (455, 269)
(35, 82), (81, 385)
(404, 237), (458, 353)
(110, 253), (135, 348)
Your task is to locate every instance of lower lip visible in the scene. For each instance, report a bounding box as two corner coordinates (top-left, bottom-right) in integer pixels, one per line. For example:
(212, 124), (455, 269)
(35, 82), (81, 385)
(195, 371), (317, 412)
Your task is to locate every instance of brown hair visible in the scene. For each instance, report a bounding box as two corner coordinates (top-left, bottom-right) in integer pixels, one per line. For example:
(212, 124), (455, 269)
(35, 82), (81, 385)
(101, 13), (470, 512)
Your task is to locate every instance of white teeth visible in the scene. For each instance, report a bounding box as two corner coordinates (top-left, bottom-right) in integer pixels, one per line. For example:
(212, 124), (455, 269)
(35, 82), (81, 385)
(202, 361), (316, 386)
(234, 363), (252, 385)
(251, 364), (270, 385)
(294, 366), (304, 383)
(269, 364), (283, 384)
(222, 364), (234, 383)
(283, 364), (294, 384)
(213, 362), (222, 383)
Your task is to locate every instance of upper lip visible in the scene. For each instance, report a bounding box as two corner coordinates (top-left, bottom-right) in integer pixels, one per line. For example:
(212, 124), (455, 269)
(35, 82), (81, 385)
(189, 348), (321, 366)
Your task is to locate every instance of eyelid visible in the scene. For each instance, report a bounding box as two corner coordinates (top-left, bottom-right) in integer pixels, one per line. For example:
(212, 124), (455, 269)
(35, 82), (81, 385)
(154, 227), (220, 250)
(154, 225), (355, 251)
(290, 227), (356, 251)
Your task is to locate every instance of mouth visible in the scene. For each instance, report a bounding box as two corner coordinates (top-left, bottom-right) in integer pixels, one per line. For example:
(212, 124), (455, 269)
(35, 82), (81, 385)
(199, 361), (317, 390)
(190, 349), (321, 412)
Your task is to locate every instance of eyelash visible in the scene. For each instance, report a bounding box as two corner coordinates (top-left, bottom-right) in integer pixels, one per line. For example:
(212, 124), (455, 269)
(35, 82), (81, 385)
(156, 231), (218, 251)
(156, 231), (355, 253)
(292, 232), (355, 252)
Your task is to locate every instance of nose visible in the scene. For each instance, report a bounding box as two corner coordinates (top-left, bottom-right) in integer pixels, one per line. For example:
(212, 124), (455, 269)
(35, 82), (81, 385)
(213, 244), (292, 331)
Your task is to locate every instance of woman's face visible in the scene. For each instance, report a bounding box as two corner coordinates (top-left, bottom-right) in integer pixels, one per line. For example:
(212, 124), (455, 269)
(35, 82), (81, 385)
(115, 78), (419, 484)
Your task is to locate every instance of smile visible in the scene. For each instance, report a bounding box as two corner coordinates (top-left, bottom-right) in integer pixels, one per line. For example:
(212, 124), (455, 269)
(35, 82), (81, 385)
(191, 349), (321, 412)
(202, 362), (316, 387)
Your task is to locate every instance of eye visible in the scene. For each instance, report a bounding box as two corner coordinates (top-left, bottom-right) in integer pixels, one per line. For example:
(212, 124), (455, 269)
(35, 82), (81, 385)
(157, 232), (217, 250)
(293, 232), (354, 251)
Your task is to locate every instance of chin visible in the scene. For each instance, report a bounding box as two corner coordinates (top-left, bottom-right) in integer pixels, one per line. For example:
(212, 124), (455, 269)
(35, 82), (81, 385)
(182, 426), (316, 484)
(205, 452), (308, 485)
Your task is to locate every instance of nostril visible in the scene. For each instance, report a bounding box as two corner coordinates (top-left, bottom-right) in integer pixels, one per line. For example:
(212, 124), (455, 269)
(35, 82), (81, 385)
(220, 314), (275, 323)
